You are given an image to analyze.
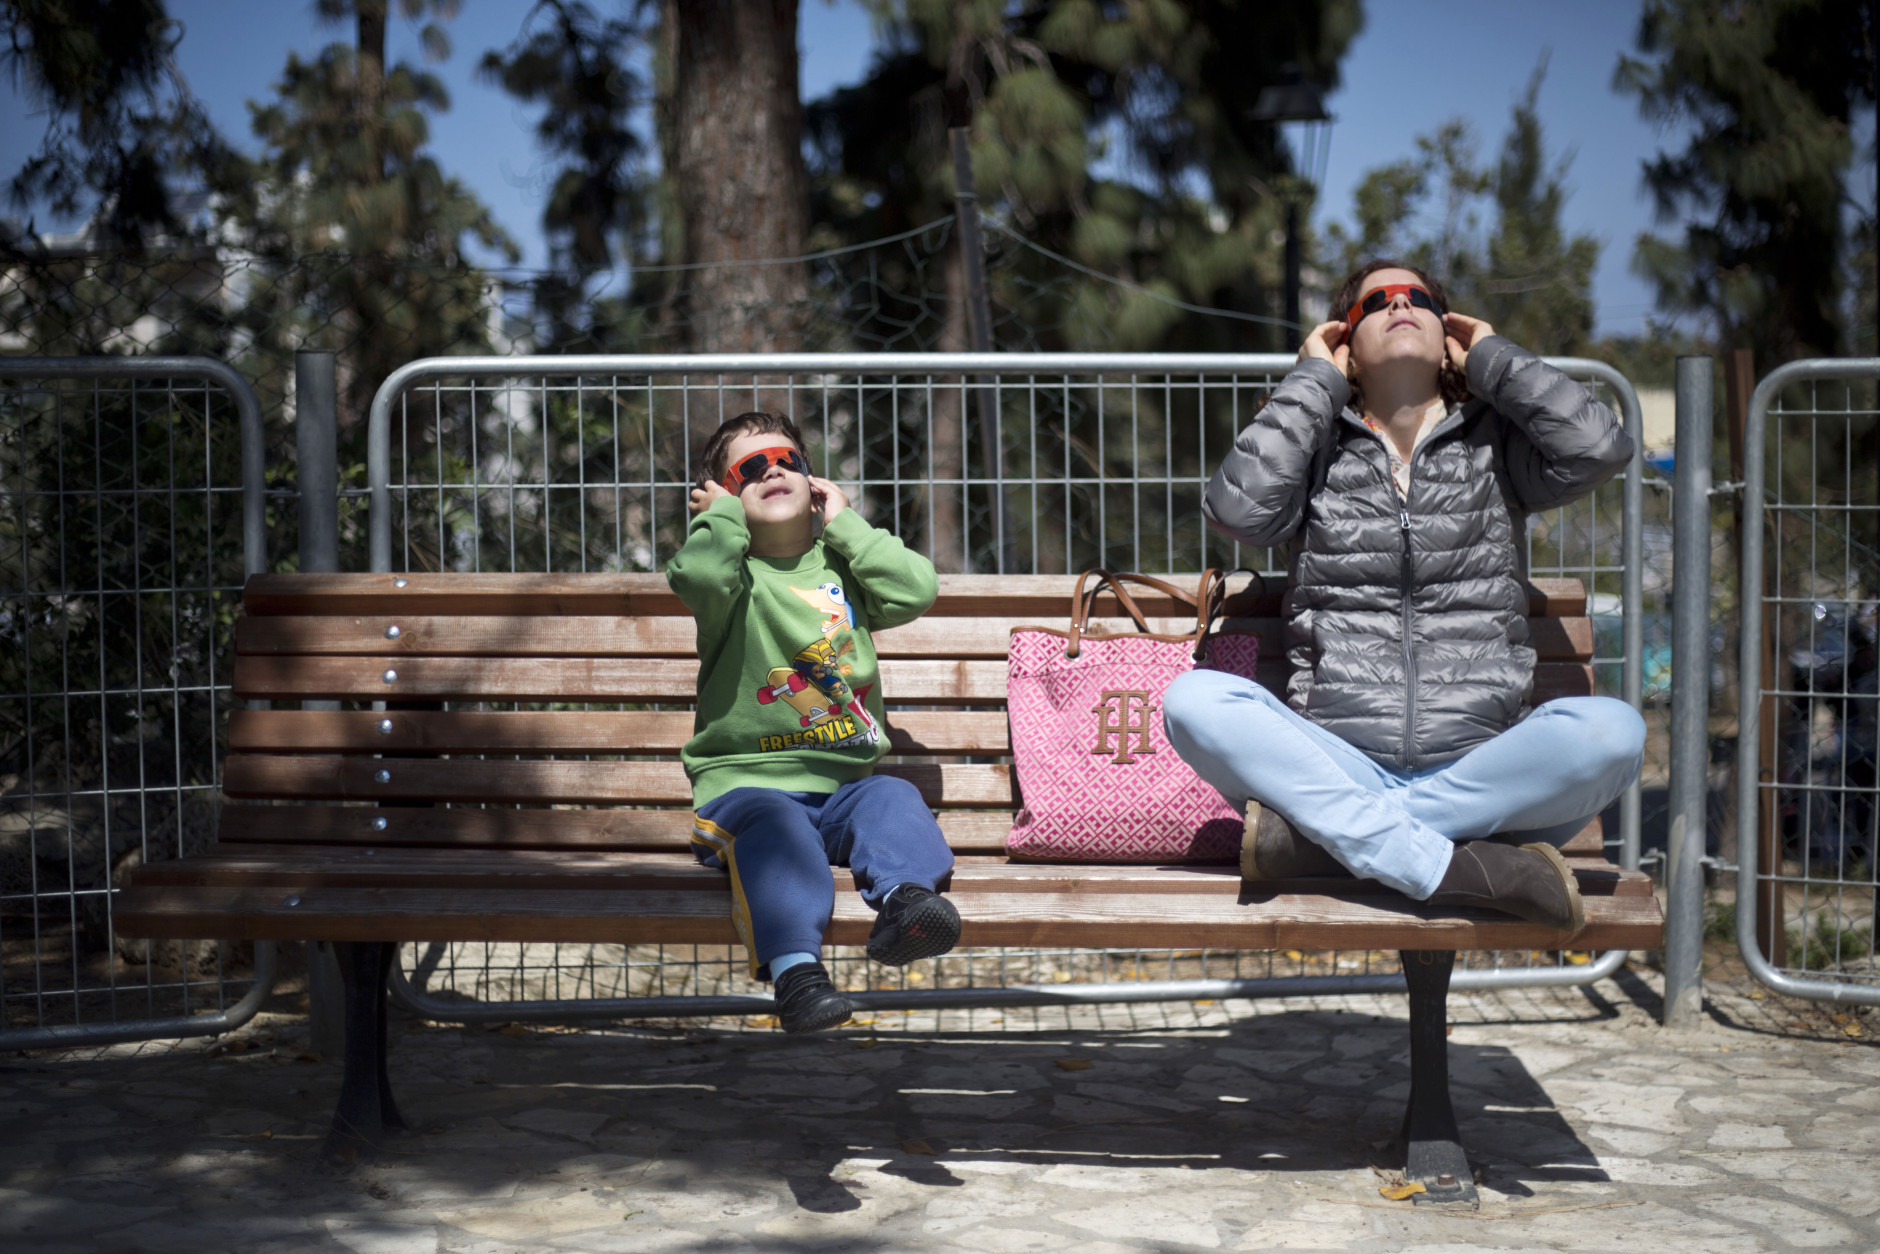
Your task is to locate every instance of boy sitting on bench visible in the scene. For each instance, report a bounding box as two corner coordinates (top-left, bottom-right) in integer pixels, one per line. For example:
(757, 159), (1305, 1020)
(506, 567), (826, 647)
(669, 411), (960, 1032)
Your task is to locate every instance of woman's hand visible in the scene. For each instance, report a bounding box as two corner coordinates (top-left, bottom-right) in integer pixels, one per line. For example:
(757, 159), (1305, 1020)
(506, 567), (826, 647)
(809, 476), (849, 523)
(1442, 312), (1495, 374)
(688, 479), (731, 515)
(1299, 320), (1350, 375)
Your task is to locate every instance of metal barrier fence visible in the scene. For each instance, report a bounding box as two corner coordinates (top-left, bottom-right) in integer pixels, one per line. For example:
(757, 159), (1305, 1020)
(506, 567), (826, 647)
(0, 357), (276, 1049)
(359, 353), (1645, 1023)
(1737, 359), (1880, 1005)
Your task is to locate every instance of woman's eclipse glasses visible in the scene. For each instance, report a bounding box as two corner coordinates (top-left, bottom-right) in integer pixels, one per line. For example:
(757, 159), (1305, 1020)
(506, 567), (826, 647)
(1345, 283), (1442, 329)
(720, 445), (812, 493)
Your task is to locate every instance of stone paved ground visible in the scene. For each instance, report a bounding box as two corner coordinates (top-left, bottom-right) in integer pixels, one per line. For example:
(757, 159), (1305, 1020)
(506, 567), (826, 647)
(5, 966), (1877, 1253)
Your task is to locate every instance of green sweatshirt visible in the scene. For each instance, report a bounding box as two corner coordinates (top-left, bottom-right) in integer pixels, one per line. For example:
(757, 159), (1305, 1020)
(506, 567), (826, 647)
(666, 495), (939, 808)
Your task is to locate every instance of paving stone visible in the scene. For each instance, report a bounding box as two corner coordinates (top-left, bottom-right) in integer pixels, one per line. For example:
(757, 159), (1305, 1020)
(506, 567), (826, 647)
(1707, 1121), (1791, 1149)
(8, 981), (1880, 1253)
(1054, 1197), (1224, 1248)
(1697, 1195), (1864, 1248)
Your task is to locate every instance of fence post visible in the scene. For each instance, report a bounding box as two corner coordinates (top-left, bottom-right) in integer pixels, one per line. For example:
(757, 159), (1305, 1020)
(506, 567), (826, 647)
(1663, 355), (1712, 1027)
(296, 349), (346, 1058)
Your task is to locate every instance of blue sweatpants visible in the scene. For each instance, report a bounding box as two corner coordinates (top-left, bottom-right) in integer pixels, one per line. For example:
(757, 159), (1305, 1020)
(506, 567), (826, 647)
(689, 774), (955, 980)
(1163, 670), (1645, 900)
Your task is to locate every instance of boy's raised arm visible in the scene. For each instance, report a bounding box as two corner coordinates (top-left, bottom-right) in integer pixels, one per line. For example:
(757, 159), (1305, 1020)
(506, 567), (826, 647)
(666, 493), (751, 643)
(821, 507), (938, 631)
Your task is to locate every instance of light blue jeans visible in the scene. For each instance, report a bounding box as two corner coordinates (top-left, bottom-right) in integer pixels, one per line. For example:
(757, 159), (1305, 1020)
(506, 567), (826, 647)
(1162, 670), (1646, 899)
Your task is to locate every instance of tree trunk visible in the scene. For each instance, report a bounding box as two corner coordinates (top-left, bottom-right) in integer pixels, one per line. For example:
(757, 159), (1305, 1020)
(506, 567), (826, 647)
(926, 242), (967, 571)
(356, 0), (386, 184)
(664, 0), (809, 355)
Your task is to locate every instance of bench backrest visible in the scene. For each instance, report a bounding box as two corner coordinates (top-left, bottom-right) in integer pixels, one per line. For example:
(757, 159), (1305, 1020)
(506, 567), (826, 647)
(224, 574), (1594, 858)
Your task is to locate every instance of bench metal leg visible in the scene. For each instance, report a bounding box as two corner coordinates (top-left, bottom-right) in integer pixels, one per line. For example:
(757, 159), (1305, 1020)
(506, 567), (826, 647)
(324, 941), (406, 1165)
(1397, 949), (1479, 1209)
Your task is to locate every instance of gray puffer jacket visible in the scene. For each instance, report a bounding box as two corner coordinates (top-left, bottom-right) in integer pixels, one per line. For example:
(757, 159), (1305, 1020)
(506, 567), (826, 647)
(1203, 336), (1633, 770)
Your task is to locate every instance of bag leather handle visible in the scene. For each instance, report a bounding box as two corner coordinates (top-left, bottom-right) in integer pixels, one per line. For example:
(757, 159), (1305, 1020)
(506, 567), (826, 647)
(1066, 569), (1224, 659)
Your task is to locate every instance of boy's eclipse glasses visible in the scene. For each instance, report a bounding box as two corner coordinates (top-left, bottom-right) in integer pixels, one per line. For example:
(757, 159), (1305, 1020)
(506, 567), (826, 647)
(721, 445), (811, 494)
(1345, 283), (1442, 329)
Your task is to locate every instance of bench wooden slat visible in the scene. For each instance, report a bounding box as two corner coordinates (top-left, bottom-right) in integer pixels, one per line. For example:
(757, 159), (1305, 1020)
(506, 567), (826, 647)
(232, 655), (1014, 703)
(241, 572), (1588, 621)
(222, 755), (1018, 808)
(236, 613), (1595, 665)
(235, 615), (1265, 660)
(215, 804), (1022, 853)
(228, 709), (1015, 756)
(111, 881), (1663, 950)
(211, 803), (1609, 860)
(232, 654), (1595, 705)
(128, 847), (1654, 897)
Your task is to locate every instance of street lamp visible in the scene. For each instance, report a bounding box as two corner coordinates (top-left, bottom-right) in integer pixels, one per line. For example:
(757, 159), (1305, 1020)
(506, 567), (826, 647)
(1251, 65), (1333, 351)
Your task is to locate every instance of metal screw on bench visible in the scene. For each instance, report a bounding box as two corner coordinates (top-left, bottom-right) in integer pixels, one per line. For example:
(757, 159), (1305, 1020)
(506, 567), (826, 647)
(378, 718), (394, 734)
(283, 896), (300, 907)
(375, 769), (391, 783)
(383, 669), (397, 683)
(394, 577), (408, 588)
(385, 625), (401, 639)
(371, 816), (387, 830)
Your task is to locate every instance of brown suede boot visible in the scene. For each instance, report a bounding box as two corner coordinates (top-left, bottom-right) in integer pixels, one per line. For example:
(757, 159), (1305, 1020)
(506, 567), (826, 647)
(1427, 841), (1585, 933)
(1239, 801), (1350, 880)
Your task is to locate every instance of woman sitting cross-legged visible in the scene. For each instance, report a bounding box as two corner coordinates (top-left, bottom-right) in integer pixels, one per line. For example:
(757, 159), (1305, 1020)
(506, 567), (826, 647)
(1163, 259), (1645, 933)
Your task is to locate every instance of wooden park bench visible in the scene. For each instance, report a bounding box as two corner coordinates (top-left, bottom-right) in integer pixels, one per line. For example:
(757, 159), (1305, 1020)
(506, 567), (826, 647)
(115, 571), (1661, 1207)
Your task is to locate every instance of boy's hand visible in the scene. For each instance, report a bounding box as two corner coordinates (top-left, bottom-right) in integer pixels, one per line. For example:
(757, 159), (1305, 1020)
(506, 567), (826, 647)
(1442, 312), (1494, 374)
(809, 476), (848, 523)
(689, 479), (731, 514)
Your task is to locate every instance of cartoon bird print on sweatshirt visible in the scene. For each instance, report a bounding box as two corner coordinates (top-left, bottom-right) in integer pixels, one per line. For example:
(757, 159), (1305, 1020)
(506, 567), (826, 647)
(752, 581), (880, 750)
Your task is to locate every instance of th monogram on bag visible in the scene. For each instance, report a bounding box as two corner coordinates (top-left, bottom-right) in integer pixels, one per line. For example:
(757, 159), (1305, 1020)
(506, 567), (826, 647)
(1005, 569), (1262, 862)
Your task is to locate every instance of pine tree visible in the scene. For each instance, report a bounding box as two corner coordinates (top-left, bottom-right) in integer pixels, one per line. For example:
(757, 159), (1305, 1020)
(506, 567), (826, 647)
(222, 0), (516, 426)
(479, 0), (652, 351)
(1322, 61), (1599, 357)
(1615, 0), (1876, 366)
(1, 0), (230, 249)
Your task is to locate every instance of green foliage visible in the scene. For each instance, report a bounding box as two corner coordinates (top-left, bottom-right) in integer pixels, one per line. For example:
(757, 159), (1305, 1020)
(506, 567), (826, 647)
(1, 0), (232, 247)
(1615, 0), (1876, 368)
(1792, 914), (1872, 971)
(477, 1), (651, 279)
(1322, 60), (1601, 356)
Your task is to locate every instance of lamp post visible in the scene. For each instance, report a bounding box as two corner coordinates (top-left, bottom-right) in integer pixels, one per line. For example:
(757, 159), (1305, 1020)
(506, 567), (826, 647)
(1251, 65), (1333, 352)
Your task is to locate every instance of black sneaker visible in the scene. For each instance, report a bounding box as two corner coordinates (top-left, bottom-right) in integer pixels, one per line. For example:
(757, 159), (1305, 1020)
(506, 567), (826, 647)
(866, 885), (962, 966)
(772, 961), (853, 1034)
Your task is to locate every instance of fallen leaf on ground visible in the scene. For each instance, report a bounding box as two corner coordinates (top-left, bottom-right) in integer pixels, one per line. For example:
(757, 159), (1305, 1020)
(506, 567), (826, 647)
(240, 1130), (273, 1142)
(901, 1139), (935, 1155)
(1055, 1058), (1093, 1071)
(1846, 1024), (1864, 1037)
(1379, 1182), (1427, 1201)
(472, 1074), (494, 1084)
(498, 1024), (528, 1037)
(295, 1052), (322, 1063)
(849, 1017), (877, 1026)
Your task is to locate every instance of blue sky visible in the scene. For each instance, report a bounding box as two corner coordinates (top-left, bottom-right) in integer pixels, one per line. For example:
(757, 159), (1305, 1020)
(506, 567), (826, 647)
(5, 1), (1865, 339)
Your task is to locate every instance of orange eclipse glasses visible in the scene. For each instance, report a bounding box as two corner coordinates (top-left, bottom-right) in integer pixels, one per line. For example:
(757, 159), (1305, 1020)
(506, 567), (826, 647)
(721, 445), (812, 494)
(1345, 283), (1443, 329)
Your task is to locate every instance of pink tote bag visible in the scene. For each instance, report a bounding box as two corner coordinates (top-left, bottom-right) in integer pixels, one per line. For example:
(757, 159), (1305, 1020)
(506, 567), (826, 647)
(1005, 569), (1261, 862)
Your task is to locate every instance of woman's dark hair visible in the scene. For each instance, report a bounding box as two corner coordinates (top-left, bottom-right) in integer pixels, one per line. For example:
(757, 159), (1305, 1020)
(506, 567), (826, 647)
(697, 411), (809, 488)
(1327, 258), (1471, 411)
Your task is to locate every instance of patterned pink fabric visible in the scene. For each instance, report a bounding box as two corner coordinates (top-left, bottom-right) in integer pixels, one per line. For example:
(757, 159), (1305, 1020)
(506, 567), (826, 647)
(1005, 629), (1258, 862)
